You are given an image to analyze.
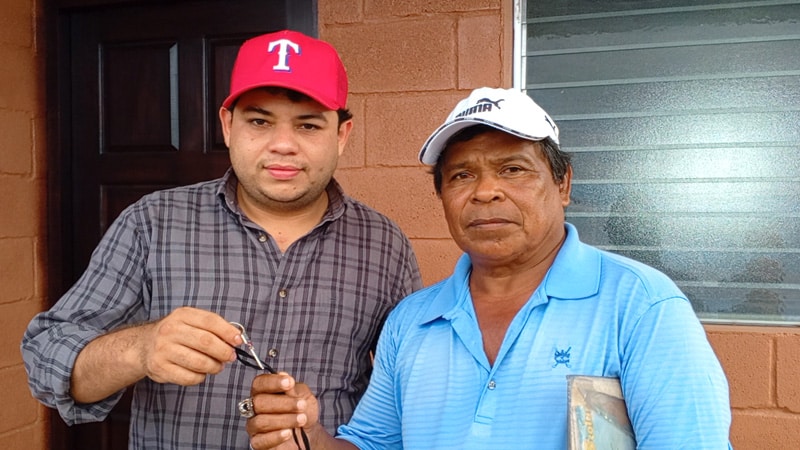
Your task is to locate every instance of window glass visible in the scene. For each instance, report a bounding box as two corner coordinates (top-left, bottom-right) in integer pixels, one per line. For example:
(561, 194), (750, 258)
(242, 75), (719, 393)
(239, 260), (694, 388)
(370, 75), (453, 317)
(518, 0), (800, 324)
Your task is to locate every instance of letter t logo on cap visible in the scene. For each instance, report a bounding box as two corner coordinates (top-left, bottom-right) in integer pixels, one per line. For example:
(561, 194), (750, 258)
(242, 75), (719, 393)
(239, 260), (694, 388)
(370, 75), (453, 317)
(222, 30), (348, 110)
(268, 39), (300, 71)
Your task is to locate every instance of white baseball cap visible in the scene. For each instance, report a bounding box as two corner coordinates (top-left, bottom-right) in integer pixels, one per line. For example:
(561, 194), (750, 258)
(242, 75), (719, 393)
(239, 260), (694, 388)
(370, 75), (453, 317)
(418, 87), (560, 165)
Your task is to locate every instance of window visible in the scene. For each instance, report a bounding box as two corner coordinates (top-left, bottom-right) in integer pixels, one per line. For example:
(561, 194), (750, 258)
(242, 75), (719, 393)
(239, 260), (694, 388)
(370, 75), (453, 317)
(517, 0), (800, 324)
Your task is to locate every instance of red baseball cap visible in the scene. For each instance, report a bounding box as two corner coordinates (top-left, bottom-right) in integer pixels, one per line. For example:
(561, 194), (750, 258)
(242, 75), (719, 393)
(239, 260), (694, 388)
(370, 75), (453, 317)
(222, 30), (348, 111)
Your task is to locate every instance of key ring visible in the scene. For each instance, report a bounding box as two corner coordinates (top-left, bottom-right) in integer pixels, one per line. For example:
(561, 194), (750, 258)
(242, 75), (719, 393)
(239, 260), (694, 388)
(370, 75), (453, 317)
(232, 321), (266, 420)
(231, 322), (268, 371)
(230, 322), (311, 448)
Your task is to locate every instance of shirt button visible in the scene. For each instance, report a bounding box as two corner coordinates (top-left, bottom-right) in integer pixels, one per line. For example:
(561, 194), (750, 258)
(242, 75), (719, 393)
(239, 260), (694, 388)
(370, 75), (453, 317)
(488, 380), (497, 390)
(278, 289), (288, 298)
(258, 234), (267, 243)
(267, 348), (279, 358)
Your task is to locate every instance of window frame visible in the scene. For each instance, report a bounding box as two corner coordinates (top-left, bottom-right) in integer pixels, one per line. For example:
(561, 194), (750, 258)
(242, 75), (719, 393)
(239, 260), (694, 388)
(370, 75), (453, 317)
(513, 0), (800, 326)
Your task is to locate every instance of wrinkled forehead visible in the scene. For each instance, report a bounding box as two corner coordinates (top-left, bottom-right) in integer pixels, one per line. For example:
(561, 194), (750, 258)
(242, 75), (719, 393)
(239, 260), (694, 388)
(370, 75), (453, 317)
(440, 128), (545, 165)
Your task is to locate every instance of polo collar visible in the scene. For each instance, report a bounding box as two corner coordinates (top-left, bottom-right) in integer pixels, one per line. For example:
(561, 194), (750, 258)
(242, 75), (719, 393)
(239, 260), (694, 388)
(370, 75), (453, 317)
(418, 222), (601, 325)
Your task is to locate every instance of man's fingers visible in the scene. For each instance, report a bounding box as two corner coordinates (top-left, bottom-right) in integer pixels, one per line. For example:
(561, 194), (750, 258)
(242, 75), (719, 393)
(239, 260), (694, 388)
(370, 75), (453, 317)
(141, 307), (246, 384)
(164, 345), (227, 376)
(146, 360), (208, 385)
(176, 307), (243, 346)
(250, 373), (296, 396)
(246, 411), (309, 450)
(251, 372), (314, 399)
(251, 392), (306, 414)
(169, 325), (237, 365)
(156, 308), (241, 362)
(248, 428), (296, 450)
(246, 411), (306, 434)
(244, 372), (319, 449)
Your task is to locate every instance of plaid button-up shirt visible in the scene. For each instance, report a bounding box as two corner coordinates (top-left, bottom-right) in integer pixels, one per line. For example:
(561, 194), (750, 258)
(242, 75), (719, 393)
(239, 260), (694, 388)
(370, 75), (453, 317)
(22, 168), (422, 449)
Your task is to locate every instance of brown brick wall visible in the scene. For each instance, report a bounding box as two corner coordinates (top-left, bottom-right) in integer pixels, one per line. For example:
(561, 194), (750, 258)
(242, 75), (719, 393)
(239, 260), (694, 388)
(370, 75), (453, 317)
(322, 0), (510, 285)
(4, 1), (799, 449)
(0, 0), (49, 448)
(323, 1), (800, 449)
(706, 326), (800, 448)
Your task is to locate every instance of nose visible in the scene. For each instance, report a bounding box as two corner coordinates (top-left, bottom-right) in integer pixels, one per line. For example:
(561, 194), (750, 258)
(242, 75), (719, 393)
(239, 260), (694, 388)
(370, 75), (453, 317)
(471, 173), (504, 203)
(266, 123), (299, 154)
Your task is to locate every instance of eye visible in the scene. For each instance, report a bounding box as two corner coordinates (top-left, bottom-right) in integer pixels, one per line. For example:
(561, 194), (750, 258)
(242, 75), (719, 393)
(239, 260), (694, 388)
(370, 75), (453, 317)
(298, 122), (321, 131)
(249, 118), (268, 127)
(449, 171), (473, 182)
(501, 165), (525, 175)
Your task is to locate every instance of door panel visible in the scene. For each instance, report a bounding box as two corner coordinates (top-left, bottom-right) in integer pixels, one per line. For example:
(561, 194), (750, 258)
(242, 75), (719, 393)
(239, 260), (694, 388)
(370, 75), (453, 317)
(67, 0), (298, 274)
(48, 1), (315, 448)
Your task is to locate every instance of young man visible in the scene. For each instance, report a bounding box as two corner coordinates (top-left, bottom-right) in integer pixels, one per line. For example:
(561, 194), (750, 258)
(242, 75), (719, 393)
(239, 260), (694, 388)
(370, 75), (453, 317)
(21, 30), (421, 449)
(243, 87), (732, 450)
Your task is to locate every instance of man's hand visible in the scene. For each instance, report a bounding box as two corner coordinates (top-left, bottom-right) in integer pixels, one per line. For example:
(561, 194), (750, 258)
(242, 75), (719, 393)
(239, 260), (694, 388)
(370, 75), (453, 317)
(71, 306), (242, 403)
(245, 373), (321, 450)
(138, 306), (241, 385)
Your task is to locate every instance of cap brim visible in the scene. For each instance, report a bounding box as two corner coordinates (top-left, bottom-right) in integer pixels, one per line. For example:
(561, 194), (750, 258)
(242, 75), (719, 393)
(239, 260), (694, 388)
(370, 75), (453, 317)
(418, 117), (553, 165)
(418, 120), (479, 165)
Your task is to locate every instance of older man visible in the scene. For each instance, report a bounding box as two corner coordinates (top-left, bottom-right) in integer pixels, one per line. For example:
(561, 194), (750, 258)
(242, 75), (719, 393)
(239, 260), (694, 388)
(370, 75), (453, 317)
(244, 87), (732, 450)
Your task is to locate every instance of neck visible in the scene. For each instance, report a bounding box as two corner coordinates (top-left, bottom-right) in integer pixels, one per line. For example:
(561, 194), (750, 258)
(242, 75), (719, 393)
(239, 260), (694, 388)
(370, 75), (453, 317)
(469, 235), (564, 302)
(237, 187), (329, 253)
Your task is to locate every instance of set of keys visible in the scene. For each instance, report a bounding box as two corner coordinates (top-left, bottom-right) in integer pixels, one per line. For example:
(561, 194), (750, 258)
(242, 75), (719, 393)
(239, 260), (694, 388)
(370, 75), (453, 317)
(230, 322), (310, 449)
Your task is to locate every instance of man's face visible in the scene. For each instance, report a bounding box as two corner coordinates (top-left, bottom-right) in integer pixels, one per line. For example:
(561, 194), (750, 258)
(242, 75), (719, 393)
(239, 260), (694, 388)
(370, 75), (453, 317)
(219, 89), (352, 215)
(439, 130), (572, 267)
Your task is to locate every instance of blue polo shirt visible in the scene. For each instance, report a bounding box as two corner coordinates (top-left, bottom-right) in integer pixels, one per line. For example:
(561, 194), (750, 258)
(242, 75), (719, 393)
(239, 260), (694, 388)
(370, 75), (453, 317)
(337, 223), (731, 449)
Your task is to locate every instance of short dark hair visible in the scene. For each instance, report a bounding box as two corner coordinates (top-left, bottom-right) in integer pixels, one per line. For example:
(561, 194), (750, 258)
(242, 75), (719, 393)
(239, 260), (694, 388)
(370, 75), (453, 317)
(430, 124), (571, 195)
(227, 86), (353, 125)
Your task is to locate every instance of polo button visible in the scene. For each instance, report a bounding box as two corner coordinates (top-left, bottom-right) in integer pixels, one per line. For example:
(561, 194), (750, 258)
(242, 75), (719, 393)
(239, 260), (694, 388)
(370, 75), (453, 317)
(488, 380), (496, 390)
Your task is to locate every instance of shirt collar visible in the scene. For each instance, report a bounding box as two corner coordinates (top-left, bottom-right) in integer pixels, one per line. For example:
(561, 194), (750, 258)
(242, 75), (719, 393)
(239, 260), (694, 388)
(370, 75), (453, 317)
(217, 168), (237, 210)
(418, 254), (472, 325)
(322, 178), (347, 223)
(418, 222), (601, 324)
(543, 222), (601, 300)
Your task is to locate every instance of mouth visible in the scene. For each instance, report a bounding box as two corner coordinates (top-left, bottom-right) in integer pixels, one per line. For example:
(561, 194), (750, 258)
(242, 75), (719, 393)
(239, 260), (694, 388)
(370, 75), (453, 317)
(265, 164), (302, 180)
(467, 218), (512, 228)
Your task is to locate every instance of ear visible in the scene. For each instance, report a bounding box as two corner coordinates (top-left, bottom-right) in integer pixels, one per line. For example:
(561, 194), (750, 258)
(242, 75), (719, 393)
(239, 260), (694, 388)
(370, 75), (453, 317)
(337, 119), (354, 156)
(218, 106), (233, 148)
(559, 165), (573, 208)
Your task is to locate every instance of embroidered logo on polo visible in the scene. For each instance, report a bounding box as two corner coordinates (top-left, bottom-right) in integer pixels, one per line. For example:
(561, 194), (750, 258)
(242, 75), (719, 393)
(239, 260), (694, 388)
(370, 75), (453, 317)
(553, 346), (572, 368)
(454, 97), (505, 118)
(268, 38), (301, 71)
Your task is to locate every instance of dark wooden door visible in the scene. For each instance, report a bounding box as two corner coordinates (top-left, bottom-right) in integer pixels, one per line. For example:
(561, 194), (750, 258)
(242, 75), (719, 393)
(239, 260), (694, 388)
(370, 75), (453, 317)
(47, 0), (315, 448)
